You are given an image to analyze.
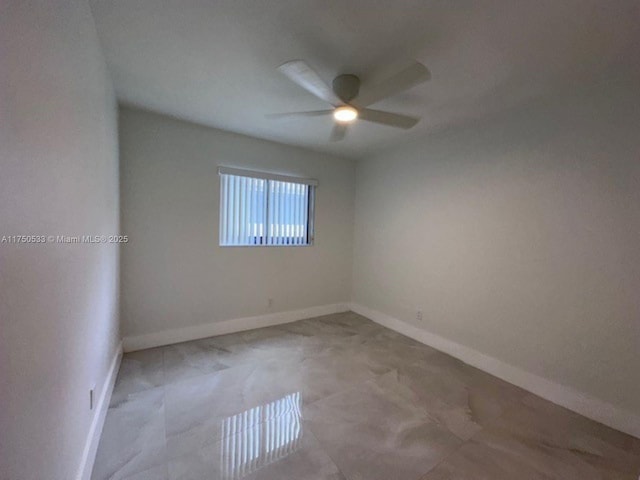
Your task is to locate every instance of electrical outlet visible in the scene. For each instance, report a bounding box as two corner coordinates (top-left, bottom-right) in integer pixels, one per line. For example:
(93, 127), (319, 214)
(416, 310), (423, 322)
(268, 298), (274, 308)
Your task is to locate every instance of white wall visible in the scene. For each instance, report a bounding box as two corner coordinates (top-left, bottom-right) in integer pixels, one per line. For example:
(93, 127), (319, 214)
(0, 1), (120, 479)
(119, 107), (354, 341)
(353, 73), (640, 418)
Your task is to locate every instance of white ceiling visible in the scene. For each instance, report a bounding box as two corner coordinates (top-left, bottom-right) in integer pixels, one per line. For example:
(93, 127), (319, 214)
(90, 0), (640, 159)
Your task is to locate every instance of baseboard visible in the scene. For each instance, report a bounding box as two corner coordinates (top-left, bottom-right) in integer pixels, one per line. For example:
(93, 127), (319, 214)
(349, 302), (640, 440)
(123, 303), (350, 352)
(76, 341), (123, 480)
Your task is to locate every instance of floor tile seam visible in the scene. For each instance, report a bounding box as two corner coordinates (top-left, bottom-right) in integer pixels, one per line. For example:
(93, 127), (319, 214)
(373, 367), (485, 438)
(161, 362), (235, 389)
(456, 398), (521, 446)
(162, 353), (256, 390)
(444, 410), (640, 477)
(300, 370), (393, 410)
(300, 420), (352, 480)
(108, 440), (166, 480)
(300, 374), (462, 480)
(413, 434), (473, 480)
(366, 418), (472, 480)
(120, 461), (169, 480)
(386, 376), (527, 459)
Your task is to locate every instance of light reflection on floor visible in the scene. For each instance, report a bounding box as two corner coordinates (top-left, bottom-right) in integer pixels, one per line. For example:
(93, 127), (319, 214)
(220, 392), (303, 479)
(92, 312), (640, 480)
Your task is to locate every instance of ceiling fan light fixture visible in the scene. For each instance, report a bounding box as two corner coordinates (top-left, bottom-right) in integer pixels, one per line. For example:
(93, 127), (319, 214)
(333, 105), (358, 123)
(274, 60), (429, 140)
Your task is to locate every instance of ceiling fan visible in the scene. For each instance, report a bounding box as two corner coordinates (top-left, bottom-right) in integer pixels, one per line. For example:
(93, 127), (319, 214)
(269, 60), (431, 141)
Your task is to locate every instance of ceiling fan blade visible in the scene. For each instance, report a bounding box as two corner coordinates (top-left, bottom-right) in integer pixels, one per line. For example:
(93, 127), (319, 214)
(278, 60), (342, 106)
(354, 62), (431, 107)
(330, 123), (348, 141)
(358, 108), (420, 129)
(266, 110), (333, 119)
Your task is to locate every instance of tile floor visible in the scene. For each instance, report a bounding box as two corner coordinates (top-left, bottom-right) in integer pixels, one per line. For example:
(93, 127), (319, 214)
(92, 312), (640, 480)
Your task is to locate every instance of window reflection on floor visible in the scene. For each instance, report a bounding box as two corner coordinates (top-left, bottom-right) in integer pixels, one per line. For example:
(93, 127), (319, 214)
(220, 392), (303, 479)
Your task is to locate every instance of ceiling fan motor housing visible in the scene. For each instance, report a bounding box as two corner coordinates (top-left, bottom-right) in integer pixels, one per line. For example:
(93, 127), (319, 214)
(332, 74), (360, 103)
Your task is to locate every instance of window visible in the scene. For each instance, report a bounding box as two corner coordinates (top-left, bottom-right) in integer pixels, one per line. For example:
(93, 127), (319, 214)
(218, 167), (317, 246)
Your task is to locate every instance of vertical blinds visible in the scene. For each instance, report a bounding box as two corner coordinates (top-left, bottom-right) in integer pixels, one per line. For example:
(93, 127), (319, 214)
(219, 168), (316, 246)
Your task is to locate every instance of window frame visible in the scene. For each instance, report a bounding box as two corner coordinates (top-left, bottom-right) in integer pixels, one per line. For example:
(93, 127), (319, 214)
(218, 166), (317, 247)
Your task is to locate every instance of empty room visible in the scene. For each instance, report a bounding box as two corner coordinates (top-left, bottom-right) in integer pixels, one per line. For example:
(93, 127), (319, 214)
(2, 1), (640, 479)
